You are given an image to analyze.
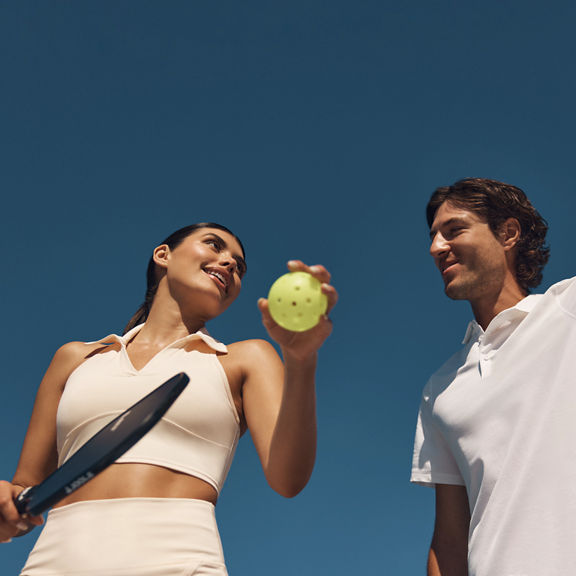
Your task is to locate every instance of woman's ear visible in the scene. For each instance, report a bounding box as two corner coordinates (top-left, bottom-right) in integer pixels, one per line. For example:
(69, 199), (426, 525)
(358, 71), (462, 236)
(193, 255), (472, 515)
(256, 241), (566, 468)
(152, 244), (171, 269)
(499, 218), (521, 250)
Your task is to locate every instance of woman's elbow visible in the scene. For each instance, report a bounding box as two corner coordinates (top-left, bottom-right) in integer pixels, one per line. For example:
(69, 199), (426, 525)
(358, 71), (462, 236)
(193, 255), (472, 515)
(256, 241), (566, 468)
(267, 473), (311, 498)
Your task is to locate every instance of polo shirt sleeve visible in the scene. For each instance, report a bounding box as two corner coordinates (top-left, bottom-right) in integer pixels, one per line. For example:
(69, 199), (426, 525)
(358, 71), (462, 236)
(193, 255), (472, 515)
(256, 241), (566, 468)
(411, 385), (465, 487)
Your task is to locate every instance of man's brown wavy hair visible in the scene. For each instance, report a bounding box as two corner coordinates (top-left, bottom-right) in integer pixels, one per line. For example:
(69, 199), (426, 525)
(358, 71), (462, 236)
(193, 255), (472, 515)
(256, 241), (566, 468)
(426, 178), (550, 294)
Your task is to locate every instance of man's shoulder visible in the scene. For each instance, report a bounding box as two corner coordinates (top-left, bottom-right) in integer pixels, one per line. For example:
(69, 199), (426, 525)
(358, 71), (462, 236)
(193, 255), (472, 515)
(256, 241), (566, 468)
(543, 276), (576, 317)
(542, 276), (576, 315)
(546, 275), (576, 294)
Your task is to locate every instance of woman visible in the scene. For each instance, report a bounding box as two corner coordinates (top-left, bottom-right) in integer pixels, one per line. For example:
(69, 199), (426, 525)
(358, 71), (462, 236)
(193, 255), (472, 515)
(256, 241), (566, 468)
(0, 223), (337, 575)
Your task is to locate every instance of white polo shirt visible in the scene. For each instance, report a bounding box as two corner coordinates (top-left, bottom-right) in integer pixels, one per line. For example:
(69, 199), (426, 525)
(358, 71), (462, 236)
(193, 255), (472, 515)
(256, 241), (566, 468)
(412, 277), (576, 576)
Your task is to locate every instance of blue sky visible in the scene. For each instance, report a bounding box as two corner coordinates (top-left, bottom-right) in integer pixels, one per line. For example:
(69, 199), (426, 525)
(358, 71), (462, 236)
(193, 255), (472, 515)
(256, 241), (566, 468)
(1, 1), (575, 574)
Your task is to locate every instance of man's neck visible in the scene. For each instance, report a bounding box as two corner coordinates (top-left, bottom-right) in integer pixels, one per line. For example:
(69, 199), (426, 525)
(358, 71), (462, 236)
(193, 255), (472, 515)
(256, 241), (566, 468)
(471, 281), (527, 331)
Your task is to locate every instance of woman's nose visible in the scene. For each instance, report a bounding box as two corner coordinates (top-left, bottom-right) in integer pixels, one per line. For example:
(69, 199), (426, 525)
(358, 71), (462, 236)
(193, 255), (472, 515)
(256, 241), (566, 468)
(219, 253), (237, 272)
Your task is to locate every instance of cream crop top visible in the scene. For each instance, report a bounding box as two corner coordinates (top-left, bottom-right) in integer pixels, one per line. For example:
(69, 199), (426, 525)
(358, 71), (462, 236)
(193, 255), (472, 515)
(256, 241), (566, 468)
(56, 324), (240, 495)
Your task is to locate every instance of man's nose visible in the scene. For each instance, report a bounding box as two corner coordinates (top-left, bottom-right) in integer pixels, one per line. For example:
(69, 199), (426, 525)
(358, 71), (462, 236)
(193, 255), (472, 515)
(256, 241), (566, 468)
(430, 232), (449, 260)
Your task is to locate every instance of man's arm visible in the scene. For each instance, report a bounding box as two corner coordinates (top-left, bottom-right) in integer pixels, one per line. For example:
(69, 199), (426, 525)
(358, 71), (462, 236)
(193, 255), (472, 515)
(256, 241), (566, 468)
(428, 484), (470, 576)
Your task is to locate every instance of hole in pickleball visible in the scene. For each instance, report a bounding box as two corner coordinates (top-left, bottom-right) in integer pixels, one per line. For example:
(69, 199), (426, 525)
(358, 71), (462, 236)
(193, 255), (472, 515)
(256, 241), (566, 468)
(292, 301), (297, 306)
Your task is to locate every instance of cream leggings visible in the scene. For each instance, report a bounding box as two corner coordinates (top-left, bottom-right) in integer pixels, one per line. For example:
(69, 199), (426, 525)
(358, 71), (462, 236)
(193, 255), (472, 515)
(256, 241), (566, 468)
(20, 498), (228, 576)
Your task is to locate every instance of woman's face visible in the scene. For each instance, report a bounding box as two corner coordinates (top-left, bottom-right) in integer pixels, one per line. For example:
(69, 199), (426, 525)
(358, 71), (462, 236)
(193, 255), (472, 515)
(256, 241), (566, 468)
(158, 227), (247, 316)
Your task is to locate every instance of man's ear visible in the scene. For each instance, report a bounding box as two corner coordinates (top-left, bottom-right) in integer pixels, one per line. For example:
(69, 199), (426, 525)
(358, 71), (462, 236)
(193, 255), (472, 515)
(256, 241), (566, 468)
(499, 218), (521, 251)
(152, 244), (171, 269)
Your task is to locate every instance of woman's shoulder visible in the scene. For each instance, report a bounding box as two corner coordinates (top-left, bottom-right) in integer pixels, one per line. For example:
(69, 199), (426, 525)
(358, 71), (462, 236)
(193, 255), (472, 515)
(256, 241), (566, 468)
(50, 341), (107, 373)
(37, 341), (106, 395)
(222, 339), (283, 390)
(227, 338), (277, 356)
(54, 340), (103, 359)
(225, 338), (281, 370)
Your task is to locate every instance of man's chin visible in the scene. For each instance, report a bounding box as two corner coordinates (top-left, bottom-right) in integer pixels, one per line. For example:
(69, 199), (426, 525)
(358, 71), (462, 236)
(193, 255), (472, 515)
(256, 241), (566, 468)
(444, 281), (469, 301)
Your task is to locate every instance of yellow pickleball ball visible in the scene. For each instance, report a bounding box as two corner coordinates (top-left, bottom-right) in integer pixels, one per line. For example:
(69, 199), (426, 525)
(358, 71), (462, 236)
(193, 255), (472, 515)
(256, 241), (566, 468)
(267, 271), (328, 332)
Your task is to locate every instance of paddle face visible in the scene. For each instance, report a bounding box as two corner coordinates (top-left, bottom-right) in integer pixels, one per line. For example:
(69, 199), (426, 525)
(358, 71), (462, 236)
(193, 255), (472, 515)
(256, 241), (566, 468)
(15, 372), (189, 516)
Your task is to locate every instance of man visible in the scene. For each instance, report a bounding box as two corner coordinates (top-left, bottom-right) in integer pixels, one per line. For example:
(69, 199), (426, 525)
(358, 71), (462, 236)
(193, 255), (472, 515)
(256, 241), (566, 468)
(411, 178), (576, 575)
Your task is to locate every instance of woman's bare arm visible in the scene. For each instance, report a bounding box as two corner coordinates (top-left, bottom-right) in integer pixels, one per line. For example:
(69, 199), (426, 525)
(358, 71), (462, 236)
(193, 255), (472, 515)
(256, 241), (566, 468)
(0, 342), (92, 541)
(240, 261), (337, 497)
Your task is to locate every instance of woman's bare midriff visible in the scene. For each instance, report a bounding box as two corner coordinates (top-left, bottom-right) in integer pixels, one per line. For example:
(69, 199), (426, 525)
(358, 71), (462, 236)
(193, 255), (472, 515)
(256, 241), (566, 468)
(54, 463), (218, 508)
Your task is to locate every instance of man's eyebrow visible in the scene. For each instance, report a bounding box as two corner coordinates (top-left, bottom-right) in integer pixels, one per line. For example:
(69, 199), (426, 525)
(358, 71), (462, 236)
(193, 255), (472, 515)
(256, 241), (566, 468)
(429, 217), (470, 239)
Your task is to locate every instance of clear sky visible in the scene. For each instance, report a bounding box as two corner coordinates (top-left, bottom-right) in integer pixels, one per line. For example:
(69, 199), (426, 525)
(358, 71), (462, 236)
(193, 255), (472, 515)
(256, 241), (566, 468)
(1, 1), (575, 574)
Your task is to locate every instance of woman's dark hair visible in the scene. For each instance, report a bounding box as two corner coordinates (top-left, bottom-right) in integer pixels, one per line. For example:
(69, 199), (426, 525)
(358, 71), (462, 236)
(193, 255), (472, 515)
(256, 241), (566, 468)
(124, 223), (245, 334)
(426, 178), (550, 294)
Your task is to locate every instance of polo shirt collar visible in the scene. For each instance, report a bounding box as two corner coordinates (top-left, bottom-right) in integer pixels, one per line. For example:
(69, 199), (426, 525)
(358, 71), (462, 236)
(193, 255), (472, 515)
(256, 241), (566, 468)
(96, 323), (228, 354)
(462, 293), (542, 345)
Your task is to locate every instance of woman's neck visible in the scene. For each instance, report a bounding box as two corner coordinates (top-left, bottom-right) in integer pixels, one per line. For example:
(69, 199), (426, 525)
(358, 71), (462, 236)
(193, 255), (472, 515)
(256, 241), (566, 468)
(134, 302), (207, 346)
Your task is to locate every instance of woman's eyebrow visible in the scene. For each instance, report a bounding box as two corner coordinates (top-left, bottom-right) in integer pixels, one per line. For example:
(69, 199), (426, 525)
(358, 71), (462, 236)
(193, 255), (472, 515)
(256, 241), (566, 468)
(203, 233), (247, 274)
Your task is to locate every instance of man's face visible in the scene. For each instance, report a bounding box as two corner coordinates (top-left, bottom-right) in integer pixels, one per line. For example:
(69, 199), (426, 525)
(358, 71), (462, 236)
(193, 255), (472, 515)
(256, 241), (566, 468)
(429, 201), (509, 303)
